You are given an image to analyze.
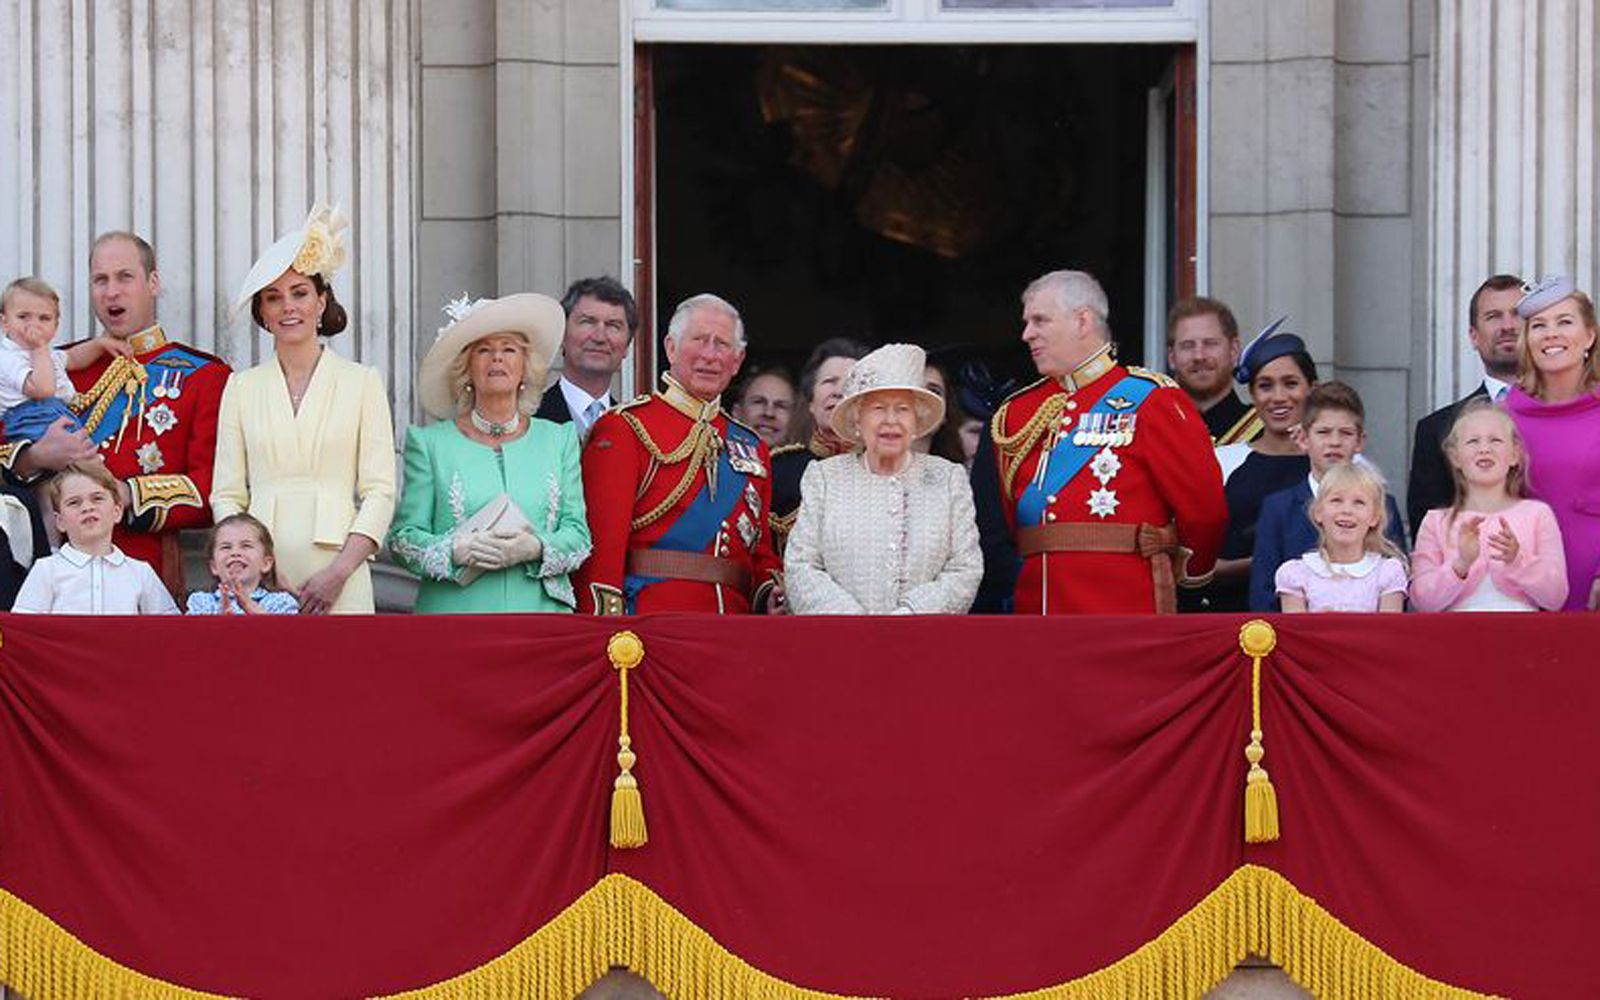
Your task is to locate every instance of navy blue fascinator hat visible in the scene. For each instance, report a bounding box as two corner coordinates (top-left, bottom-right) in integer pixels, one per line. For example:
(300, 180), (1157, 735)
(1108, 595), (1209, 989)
(1233, 316), (1309, 384)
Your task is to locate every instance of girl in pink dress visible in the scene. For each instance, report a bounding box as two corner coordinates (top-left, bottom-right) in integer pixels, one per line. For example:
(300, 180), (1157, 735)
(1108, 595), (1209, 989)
(1275, 461), (1408, 613)
(1409, 401), (1567, 612)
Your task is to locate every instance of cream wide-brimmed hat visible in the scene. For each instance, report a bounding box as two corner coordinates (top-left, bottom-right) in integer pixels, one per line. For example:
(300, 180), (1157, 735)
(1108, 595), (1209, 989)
(417, 292), (566, 420)
(231, 203), (350, 319)
(829, 343), (946, 443)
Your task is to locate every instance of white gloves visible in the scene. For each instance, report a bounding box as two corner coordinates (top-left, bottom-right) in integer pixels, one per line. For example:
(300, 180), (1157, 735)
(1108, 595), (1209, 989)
(453, 528), (542, 571)
(488, 528), (543, 566)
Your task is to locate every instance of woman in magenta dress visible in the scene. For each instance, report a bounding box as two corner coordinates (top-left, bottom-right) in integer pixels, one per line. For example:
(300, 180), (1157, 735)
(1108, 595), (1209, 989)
(1503, 276), (1600, 610)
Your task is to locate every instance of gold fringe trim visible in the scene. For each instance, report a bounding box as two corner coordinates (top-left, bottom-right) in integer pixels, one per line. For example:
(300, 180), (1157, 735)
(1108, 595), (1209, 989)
(382, 867), (1502, 1000)
(0, 866), (1503, 1000)
(0, 887), (231, 999)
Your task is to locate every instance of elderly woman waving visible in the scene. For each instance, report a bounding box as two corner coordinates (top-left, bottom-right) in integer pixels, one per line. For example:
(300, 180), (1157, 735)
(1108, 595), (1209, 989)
(388, 294), (591, 613)
(784, 343), (981, 614)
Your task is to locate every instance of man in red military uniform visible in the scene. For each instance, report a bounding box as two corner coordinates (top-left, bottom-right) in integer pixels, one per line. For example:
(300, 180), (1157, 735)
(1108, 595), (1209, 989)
(991, 270), (1226, 614)
(6, 232), (229, 594)
(577, 292), (781, 615)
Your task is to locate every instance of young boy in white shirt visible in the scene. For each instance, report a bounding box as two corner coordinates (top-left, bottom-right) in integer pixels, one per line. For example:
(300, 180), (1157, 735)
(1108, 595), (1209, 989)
(0, 276), (130, 442)
(13, 461), (178, 614)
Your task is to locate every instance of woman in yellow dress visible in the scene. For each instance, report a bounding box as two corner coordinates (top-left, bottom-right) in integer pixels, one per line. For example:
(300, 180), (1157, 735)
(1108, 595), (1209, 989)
(211, 205), (397, 613)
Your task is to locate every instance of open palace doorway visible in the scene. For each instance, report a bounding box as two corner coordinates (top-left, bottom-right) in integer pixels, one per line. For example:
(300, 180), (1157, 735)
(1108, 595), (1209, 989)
(634, 42), (1196, 397)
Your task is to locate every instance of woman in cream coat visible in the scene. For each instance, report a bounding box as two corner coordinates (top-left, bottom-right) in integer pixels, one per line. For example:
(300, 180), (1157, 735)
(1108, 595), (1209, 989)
(784, 343), (981, 614)
(212, 205), (396, 614)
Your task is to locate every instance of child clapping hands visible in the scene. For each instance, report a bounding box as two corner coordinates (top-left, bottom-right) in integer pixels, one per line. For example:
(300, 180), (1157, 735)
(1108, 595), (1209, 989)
(187, 514), (299, 615)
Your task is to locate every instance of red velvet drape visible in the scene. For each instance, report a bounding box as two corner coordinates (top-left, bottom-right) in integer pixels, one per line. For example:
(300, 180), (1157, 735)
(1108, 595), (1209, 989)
(0, 612), (1595, 998)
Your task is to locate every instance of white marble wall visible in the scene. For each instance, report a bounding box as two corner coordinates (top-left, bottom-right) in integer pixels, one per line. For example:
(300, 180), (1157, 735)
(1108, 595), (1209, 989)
(0, 0), (416, 423)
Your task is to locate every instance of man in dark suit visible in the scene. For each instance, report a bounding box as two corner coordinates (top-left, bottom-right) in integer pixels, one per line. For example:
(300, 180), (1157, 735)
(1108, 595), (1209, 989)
(537, 276), (637, 438)
(1406, 274), (1523, 537)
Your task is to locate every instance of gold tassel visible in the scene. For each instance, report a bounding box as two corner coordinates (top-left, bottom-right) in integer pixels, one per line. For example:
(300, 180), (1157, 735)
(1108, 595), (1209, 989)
(608, 630), (648, 849)
(1239, 620), (1280, 844)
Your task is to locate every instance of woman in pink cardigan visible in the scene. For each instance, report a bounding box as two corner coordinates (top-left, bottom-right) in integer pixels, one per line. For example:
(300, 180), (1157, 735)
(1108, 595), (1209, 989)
(1411, 401), (1567, 612)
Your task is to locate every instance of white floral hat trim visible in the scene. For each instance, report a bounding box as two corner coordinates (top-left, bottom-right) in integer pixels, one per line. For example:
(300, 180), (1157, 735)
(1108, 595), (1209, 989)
(230, 202), (350, 320)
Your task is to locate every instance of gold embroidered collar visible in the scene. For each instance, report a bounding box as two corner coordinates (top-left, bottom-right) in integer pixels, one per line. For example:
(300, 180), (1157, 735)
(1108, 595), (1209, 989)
(126, 325), (168, 356)
(659, 374), (721, 422)
(1057, 343), (1116, 394)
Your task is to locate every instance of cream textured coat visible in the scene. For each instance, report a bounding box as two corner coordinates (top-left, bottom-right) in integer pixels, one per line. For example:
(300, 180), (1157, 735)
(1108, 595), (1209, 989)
(784, 452), (981, 615)
(212, 349), (397, 613)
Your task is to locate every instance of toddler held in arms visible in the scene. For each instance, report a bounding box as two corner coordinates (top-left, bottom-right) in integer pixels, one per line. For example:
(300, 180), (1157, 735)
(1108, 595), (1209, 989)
(12, 462), (178, 614)
(0, 277), (130, 441)
(1409, 401), (1567, 611)
(1275, 461), (1408, 613)
(187, 513), (299, 615)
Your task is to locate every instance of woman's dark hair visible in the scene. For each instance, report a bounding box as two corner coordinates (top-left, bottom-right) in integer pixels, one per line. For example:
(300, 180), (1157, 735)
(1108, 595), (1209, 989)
(928, 385), (970, 465)
(251, 271), (349, 337)
(1249, 349), (1318, 386)
(787, 336), (873, 445)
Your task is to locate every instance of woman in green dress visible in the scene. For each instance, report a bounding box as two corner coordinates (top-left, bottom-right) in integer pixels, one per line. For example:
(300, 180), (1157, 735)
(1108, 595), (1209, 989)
(389, 293), (591, 612)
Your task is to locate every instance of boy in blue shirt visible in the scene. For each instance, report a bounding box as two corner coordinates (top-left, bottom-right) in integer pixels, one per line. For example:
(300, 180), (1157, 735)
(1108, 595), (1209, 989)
(1249, 381), (1407, 611)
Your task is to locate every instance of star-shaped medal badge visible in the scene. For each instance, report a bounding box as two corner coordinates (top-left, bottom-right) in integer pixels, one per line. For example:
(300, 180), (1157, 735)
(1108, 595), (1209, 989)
(1088, 487), (1120, 519)
(136, 441), (164, 474)
(1090, 446), (1121, 486)
(145, 402), (178, 437)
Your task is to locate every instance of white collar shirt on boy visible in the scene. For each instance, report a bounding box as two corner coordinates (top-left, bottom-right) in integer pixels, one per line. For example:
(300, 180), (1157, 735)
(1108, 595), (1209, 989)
(12, 543), (180, 615)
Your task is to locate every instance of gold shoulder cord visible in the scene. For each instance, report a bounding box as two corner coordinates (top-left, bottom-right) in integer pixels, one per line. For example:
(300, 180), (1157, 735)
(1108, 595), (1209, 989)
(72, 357), (148, 438)
(991, 393), (1068, 496)
(620, 412), (720, 532)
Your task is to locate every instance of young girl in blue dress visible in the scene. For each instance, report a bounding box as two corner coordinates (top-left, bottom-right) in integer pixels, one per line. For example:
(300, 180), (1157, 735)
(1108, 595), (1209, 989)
(187, 513), (299, 615)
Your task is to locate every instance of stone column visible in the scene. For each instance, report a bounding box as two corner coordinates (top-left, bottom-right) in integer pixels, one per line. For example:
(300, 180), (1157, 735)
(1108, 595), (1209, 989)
(416, 0), (625, 388)
(0, 0), (415, 421)
(1208, 0), (1338, 365)
(1429, 0), (1600, 405)
(1208, 0), (1432, 490)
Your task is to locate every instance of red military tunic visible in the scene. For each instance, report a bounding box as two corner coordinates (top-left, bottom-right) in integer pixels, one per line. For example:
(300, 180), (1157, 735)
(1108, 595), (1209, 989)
(993, 347), (1226, 614)
(576, 375), (781, 615)
(71, 325), (230, 591)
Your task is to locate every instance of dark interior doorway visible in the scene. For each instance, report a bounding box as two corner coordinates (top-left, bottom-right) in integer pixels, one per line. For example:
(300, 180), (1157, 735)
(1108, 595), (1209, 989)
(646, 42), (1185, 400)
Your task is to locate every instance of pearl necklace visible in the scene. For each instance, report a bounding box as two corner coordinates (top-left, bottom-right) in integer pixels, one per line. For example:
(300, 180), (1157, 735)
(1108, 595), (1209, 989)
(469, 408), (521, 438)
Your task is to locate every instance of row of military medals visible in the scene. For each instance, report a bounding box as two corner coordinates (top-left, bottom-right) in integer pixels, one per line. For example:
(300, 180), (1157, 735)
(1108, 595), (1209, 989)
(1069, 409), (1136, 519)
(82, 361), (184, 471)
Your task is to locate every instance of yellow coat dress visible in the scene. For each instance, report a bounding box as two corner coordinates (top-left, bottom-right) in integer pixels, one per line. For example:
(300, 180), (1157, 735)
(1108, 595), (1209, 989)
(211, 349), (397, 613)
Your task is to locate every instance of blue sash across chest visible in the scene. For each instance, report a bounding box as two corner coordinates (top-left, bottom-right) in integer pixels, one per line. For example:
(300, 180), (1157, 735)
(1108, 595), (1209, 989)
(83, 347), (210, 447)
(624, 421), (758, 608)
(1016, 374), (1156, 528)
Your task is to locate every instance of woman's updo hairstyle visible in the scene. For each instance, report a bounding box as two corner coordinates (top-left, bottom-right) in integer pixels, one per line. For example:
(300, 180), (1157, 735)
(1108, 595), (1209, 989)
(250, 271), (349, 338)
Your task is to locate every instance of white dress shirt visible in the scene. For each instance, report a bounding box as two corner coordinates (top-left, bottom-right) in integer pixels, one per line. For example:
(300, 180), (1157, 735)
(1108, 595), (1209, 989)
(13, 543), (180, 614)
(557, 377), (611, 439)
